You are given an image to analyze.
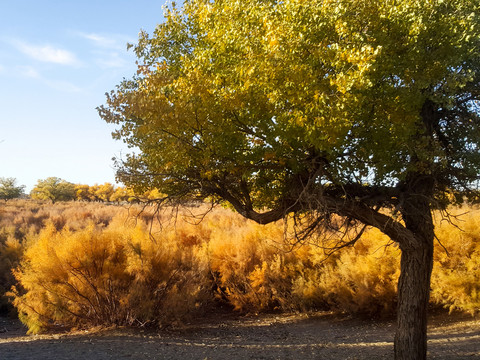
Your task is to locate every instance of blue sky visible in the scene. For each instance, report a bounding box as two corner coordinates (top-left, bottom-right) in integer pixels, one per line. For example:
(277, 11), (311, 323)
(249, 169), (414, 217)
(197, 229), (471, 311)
(0, 1), (166, 191)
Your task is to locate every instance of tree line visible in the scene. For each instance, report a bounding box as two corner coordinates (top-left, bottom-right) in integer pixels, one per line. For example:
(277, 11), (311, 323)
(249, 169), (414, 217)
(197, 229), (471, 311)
(0, 177), (160, 203)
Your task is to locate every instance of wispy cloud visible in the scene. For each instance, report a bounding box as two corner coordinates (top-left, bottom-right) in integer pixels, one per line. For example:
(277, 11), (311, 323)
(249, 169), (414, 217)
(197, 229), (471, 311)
(14, 41), (80, 66)
(95, 51), (129, 69)
(76, 32), (132, 50)
(17, 65), (41, 79)
(10, 65), (82, 93)
(75, 32), (135, 70)
(81, 33), (121, 49)
(45, 79), (82, 93)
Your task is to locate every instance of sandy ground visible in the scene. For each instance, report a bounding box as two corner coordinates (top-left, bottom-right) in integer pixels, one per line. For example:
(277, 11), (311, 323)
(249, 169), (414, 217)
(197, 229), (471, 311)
(1, 312), (479, 359)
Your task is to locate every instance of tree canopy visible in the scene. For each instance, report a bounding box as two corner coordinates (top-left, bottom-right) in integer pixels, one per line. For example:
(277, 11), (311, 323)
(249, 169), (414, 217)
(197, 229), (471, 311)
(99, 1), (480, 358)
(0, 177), (25, 201)
(102, 0), (479, 211)
(30, 177), (76, 203)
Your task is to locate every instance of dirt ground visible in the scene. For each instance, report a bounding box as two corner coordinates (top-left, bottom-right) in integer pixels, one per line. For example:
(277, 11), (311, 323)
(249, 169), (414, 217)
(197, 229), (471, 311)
(1, 312), (479, 359)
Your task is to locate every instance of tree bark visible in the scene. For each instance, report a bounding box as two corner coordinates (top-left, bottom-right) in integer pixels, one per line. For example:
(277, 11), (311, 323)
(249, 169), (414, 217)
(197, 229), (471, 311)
(394, 190), (435, 360)
(394, 239), (434, 359)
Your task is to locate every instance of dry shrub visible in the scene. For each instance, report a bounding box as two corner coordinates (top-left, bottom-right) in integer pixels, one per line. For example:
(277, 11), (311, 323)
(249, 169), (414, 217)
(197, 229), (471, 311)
(0, 200), (126, 238)
(0, 200), (128, 315)
(6, 200), (480, 334)
(0, 236), (23, 314)
(310, 230), (400, 316)
(10, 216), (211, 334)
(207, 216), (400, 316)
(430, 207), (480, 314)
(195, 205), (480, 318)
(206, 212), (289, 311)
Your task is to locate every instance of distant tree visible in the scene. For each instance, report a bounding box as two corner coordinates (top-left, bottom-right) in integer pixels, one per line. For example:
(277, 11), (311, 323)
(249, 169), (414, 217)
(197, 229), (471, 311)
(94, 183), (115, 202)
(74, 184), (91, 201)
(144, 188), (165, 201)
(30, 177), (75, 203)
(99, 1), (480, 359)
(110, 186), (138, 203)
(86, 184), (100, 201)
(0, 177), (25, 201)
(74, 183), (122, 202)
(111, 186), (128, 203)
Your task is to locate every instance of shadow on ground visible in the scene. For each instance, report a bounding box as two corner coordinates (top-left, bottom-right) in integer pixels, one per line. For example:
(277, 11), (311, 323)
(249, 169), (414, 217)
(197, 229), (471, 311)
(1, 312), (479, 359)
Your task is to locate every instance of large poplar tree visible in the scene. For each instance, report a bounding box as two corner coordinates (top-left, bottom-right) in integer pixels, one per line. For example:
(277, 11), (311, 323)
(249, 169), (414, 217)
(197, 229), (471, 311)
(99, 1), (480, 358)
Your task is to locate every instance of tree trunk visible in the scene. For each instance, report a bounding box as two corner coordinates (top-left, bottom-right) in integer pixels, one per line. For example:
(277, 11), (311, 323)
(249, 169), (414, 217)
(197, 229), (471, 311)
(394, 239), (434, 359)
(394, 191), (435, 360)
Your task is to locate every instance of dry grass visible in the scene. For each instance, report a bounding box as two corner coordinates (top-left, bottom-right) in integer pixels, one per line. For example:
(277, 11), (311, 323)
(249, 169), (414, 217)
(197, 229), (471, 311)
(1, 200), (479, 333)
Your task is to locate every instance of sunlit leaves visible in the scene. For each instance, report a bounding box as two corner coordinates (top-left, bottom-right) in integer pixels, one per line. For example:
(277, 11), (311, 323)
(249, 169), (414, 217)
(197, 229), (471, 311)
(8, 202), (480, 331)
(30, 177), (75, 203)
(100, 0), (480, 208)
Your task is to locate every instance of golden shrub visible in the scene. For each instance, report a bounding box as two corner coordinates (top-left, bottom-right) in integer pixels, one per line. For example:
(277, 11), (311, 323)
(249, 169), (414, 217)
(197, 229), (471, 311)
(312, 230), (400, 315)
(5, 200), (480, 333)
(10, 216), (211, 333)
(430, 207), (480, 314)
(0, 236), (23, 314)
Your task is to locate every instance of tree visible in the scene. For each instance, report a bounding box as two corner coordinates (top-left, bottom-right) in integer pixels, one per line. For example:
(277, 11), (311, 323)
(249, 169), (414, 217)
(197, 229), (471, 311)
(99, 1), (480, 358)
(110, 186), (138, 203)
(95, 183), (115, 202)
(0, 177), (25, 201)
(74, 184), (91, 201)
(30, 177), (76, 203)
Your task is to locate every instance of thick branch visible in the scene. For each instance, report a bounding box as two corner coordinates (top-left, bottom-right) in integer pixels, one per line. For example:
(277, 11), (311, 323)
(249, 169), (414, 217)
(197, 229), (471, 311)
(322, 197), (418, 250)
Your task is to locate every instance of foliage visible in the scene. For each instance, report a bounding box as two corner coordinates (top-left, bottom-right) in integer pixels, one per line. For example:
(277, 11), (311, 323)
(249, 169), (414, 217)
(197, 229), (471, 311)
(205, 209), (401, 315)
(100, 4), (480, 354)
(109, 186), (136, 203)
(72, 183), (162, 203)
(74, 184), (91, 201)
(9, 216), (210, 333)
(5, 201), (480, 335)
(100, 0), (480, 212)
(30, 177), (76, 203)
(0, 235), (22, 314)
(0, 177), (25, 201)
(74, 183), (114, 202)
(431, 208), (480, 314)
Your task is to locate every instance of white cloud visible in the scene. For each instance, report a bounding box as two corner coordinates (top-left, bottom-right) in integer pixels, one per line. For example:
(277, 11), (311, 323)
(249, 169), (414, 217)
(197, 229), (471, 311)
(74, 32), (134, 70)
(15, 41), (80, 66)
(17, 65), (40, 79)
(45, 79), (82, 93)
(77, 32), (132, 50)
(12, 65), (82, 93)
(95, 51), (129, 69)
(82, 33), (120, 49)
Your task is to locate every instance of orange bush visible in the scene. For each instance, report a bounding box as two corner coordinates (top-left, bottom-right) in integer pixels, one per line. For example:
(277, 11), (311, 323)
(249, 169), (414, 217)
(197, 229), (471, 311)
(207, 215), (401, 315)
(0, 236), (22, 314)
(5, 200), (480, 333)
(430, 207), (480, 314)
(10, 216), (211, 334)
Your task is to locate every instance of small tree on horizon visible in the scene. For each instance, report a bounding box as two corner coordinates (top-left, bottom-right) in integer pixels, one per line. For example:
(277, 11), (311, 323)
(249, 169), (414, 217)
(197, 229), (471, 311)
(0, 177), (25, 201)
(99, 1), (480, 359)
(30, 177), (76, 203)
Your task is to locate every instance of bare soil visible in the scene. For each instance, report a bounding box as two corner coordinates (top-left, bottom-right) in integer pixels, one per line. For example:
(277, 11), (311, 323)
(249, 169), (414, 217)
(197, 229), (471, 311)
(1, 311), (479, 359)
